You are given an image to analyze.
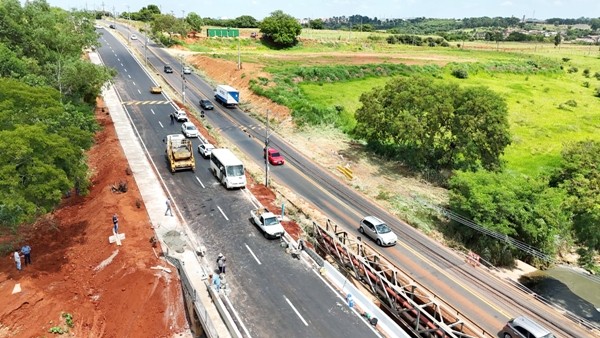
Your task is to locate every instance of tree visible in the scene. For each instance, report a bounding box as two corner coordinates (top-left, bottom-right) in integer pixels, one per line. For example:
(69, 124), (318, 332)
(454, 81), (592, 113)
(554, 33), (562, 47)
(309, 19), (324, 30)
(590, 18), (600, 31)
(185, 12), (203, 32)
(449, 170), (571, 266)
(137, 5), (161, 22)
(259, 10), (302, 48)
(354, 75), (511, 171)
(234, 15), (258, 28)
(551, 141), (600, 255)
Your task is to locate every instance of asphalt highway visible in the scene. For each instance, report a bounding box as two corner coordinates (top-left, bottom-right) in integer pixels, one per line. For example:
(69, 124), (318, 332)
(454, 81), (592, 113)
(96, 26), (379, 338)
(99, 23), (597, 338)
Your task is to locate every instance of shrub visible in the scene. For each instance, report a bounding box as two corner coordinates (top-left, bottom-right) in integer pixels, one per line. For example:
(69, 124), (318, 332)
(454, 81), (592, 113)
(583, 81), (590, 88)
(567, 66), (579, 73)
(451, 68), (469, 79)
(562, 57), (571, 62)
(583, 68), (590, 77)
(594, 72), (600, 80)
(596, 87), (600, 97)
(563, 100), (577, 107)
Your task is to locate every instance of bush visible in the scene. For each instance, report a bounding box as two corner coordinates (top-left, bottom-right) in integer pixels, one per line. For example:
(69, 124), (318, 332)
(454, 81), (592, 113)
(594, 72), (600, 80)
(568, 66), (579, 73)
(596, 87), (600, 97)
(451, 68), (469, 79)
(583, 81), (590, 88)
(562, 57), (571, 62)
(583, 68), (590, 77)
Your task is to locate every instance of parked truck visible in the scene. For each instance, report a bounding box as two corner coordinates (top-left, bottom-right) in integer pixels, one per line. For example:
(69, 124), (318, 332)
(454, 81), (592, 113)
(214, 85), (239, 107)
(165, 134), (195, 173)
(250, 208), (285, 239)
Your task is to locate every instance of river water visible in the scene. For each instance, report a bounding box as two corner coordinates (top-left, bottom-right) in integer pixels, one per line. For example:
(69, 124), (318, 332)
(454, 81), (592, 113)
(520, 266), (600, 325)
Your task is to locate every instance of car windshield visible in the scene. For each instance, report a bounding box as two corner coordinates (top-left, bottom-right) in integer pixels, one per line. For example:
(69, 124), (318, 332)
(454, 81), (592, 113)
(226, 165), (244, 177)
(271, 152), (281, 157)
(264, 217), (279, 226)
(186, 125), (196, 131)
(376, 223), (391, 234)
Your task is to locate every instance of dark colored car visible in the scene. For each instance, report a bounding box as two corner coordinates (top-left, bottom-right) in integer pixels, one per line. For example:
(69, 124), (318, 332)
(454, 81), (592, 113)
(164, 65), (173, 73)
(109, 24), (116, 29)
(199, 99), (214, 110)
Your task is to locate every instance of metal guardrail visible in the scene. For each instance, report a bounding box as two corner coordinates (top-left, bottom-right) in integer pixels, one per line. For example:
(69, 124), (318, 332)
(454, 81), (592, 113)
(313, 219), (490, 338)
(166, 256), (221, 338)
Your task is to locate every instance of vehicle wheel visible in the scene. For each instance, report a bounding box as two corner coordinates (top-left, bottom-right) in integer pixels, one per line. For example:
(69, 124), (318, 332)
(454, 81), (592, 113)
(503, 334), (512, 338)
(376, 239), (382, 246)
(358, 226), (364, 234)
(263, 232), (269, 239)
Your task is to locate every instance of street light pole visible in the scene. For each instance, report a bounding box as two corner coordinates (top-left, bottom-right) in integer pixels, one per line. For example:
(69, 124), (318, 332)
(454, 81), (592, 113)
(264, 110), (270, 187)
(126, 5), (131, 45)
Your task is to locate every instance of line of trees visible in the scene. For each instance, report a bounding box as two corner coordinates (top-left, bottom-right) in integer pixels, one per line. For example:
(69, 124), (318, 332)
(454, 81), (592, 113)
(0, 0), (113, 230)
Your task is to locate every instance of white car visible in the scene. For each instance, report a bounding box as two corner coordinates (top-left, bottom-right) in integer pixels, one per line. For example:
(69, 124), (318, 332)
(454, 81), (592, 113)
(183, 66), (192, 74)
(130, 34), (137, 40)
(198, 143), (215, 158)
(181, 122), (199, 138)
(172, 109), (188, 122)
(359, 216), (397, 247)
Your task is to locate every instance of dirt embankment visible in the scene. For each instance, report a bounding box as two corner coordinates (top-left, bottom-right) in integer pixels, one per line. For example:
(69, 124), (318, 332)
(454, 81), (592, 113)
(0, 99), (188, 337)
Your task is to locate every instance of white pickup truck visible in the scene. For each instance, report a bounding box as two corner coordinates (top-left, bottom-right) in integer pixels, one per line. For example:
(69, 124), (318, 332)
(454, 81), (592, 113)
(250, 208), (285, 239)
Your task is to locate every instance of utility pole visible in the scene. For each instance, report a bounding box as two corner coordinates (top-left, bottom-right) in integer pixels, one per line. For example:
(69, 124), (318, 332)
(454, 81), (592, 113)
(264, 110), (270, 187)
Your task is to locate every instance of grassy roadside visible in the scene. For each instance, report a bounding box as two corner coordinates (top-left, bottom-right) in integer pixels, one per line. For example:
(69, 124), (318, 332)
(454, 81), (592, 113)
(182, 34), (600, 242)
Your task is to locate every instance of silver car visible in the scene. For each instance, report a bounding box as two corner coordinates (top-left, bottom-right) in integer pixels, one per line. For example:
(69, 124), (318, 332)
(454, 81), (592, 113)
(502, 316), (555, 338)
(359, 216), (397, 246)
(181, 122), (199, 138)
(183, 66), (192, 74)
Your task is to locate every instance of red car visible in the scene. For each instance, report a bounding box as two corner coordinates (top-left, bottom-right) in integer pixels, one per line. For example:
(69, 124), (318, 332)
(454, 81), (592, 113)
(264, 148), (285, 165)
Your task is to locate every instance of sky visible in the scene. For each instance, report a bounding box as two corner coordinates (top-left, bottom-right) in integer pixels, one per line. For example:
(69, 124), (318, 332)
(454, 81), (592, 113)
(46, 0), (600, 20)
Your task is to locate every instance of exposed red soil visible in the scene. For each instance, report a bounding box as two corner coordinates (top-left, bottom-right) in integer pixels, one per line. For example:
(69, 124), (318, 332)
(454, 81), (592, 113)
(0, 99), (187, 337)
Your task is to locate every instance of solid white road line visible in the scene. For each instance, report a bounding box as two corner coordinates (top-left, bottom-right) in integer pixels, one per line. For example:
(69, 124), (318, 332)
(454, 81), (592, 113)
(217, 206), (229, 221)
(285, 296), (309, 326)
(245, 244), (262, 265)
(195, 176), (205, 188)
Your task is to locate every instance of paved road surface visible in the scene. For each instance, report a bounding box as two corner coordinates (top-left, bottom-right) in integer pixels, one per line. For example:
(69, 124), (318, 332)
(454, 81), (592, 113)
(96, 27), (380, 338)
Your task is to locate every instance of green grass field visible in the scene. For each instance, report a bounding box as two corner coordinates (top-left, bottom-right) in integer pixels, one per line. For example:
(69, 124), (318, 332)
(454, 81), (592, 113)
(298, 47), (600, 175)
(185, 31), (600, 176)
